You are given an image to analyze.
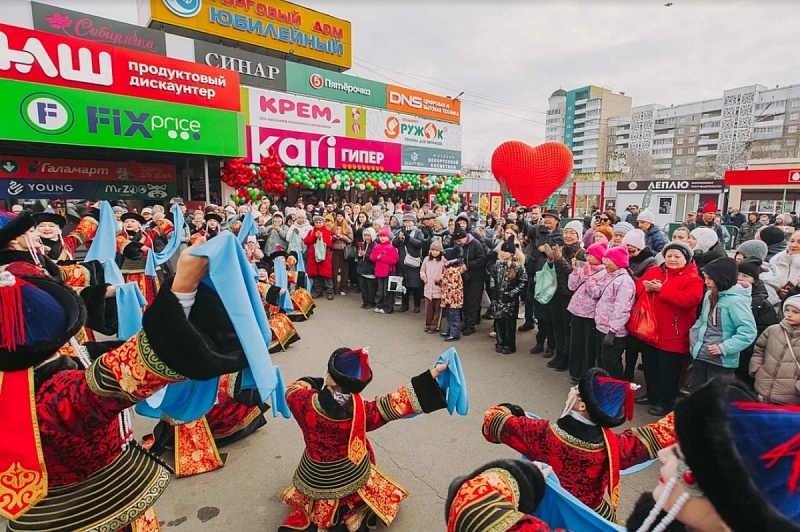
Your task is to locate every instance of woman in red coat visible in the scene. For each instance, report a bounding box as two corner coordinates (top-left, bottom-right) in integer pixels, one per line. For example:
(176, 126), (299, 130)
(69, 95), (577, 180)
(303, 215), (334, 300)
(632, 241), (704, 416)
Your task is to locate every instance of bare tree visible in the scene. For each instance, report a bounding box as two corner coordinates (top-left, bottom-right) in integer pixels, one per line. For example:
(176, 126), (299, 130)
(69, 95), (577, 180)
(468, 148), (491, 172)
(611, 150), (656, 181)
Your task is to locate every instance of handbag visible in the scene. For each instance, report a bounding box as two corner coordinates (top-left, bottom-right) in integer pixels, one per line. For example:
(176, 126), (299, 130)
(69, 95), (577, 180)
(628, 292), (658, 345)
(388, 275), (405, 292)
(403, 252), (421, 268)
(343, 244), (356, 261)
(534, 262), (557, 305)
(314, 239), (327, 262)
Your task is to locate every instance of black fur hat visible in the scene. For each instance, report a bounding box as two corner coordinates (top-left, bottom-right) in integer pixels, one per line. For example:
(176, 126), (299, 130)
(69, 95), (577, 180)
(327, 347), (372, 394)
(0, 210), (35, 248)
(578, 368), (633, 428)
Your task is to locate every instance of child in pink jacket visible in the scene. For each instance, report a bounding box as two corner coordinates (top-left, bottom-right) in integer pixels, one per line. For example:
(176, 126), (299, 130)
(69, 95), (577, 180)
(370, 227), (400, 314)
(566, 242), (608, 383)
(589, 246), (635, 379)
(420, 237), (446, 332)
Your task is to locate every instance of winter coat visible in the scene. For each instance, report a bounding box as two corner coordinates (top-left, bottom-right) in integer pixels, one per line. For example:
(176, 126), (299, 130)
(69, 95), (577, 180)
(357, 241), (377, 278)
(433, 228), (452, 249)
(331, 222), (353, 251)
(420, 256), (445, 299)
(392, 228), (424, 288)
(766, 240), (788, 262)
(590, 268), (636, 337)
(765, 251), (800, 295)
(460, 235), (487, 284)
(693, 240), (726, 270)
(288, 222), (312, 254)
(369, 241), (399, 279)
(644, 225), (668, 253)
(567, 264), (606, 318)
(737, 220), (763, 246)
(689, 284), (758, 368)
(739, 280), (781, 366)
(634, 263), (705, 354)
(489, 259), (528, 319)
(628, 248), (658, 280)
(441, 261), (466, 308)
(263, 224), (289, 255)
(519, 220), (564, 273)
(303, 225), (333, 278)
(750, 319), (800, 405)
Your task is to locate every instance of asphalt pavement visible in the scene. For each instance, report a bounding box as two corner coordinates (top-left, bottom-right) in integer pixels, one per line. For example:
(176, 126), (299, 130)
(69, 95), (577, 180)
(139, 294), (659, 530)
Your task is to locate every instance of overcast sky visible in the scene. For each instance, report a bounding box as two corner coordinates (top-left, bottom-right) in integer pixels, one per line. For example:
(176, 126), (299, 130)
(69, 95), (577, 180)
(18, 0), (800, 166)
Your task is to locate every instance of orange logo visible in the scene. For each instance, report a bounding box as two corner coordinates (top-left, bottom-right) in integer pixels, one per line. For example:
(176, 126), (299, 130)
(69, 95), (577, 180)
(384, 116), (400, 139)
(423, 123), (438, 140)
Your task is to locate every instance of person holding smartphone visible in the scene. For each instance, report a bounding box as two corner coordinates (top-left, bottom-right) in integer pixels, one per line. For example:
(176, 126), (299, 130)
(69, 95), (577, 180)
(263, 211), (289, 256)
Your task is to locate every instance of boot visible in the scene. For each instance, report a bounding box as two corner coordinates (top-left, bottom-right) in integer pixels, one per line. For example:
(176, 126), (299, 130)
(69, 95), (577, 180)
(547, 351), (569, 371)
(529, 343), (545, 355)
(398, 305), (409, 312)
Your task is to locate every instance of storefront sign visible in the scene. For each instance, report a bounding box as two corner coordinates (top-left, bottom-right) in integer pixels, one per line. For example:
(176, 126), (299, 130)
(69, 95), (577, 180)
(0, 79), (244, 157)
(624, 180), (723, 191)
(246, 126), (401, 172)
(194, 40), (285, 91)
(386, 85), (461, 124)
(285, 62), (386, 108)
(142, 0), (352, 70)
(247, 88), (345, 135)
(31, 2), (167, 55)
(0, 156), (176, 182)
(370, 110), (462, 151)
(0, 179), (177, 200)
(725, 168), (800, 186)
(401, 146), (461, 175)
(0, 23), (240, 112)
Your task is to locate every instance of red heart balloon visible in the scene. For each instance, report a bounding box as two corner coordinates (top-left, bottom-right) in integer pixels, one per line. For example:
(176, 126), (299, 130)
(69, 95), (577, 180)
(491, 141), (573, 207)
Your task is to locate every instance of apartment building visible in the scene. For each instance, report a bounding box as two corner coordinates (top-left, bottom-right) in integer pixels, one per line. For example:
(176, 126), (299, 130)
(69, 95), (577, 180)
(606, 83), (800, 181)
(545, 86), (632, 174)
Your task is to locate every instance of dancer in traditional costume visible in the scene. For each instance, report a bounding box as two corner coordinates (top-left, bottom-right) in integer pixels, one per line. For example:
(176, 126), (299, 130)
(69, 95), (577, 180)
(255, 265), (301, 353)
(279, 347), (449, 531)
(283, 250), (316, 321)
(482, 368), (675, 522)
(115, 212), (173, 306)
(0, 243), (253, 531)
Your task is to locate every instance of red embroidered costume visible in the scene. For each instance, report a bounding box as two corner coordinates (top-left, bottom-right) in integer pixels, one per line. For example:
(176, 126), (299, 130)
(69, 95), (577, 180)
(115, 213), (174, 306)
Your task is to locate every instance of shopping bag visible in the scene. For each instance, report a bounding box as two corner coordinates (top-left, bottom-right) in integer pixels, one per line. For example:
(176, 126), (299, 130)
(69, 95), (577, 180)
(628, 292), (658, 345)
(314, 239), (327, 262)
(534, 262), (557, 305)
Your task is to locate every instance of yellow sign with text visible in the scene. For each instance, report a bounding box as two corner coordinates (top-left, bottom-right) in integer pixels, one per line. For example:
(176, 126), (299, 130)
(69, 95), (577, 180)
(147, 0), (351, 70)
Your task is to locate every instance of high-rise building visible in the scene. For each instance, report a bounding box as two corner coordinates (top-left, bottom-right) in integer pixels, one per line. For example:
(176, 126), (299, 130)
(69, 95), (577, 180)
(545, 85), (632, 174)
(605, 84), (800, 180)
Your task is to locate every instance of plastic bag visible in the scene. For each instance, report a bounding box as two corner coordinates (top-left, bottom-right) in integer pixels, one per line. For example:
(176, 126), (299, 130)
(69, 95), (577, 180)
(534, 262), (557, 305)
(628, 292), (658, 345)
(314, 239), (326, 263)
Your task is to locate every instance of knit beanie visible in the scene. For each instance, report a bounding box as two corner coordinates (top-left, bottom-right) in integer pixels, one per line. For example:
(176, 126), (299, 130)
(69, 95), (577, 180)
(501, 238), (516, 254)
(451, 226), (467, 240)
(595, 225), (613, 241)
(622, 229), (646, 250)
(759, 225), (786, 246)
(378, 227), (391, 239)
(736, 239), (768, 261)
(363, 227), (376, 242)
(690, 227), (719, 253)
(783, 294), (800, 313)
(637, 209), (656, 225)
(662, 241), (693, 264)
(612, 222), (634, 236)
(586, 242), (607, 261)
(564, 220), (584, 239)
(737, 257), (762, 281)
(436, 215), (449, 229)
(604, 246), (630, 269)
(429, 236), (444, 252)
(701, 257), (738, 292)
(402, 213), (416, 223)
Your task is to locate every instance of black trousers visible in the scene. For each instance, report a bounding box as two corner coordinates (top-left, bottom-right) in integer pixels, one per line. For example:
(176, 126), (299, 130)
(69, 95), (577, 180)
(641, 345), (685, 408)
(596, 331), (626, 380)
(624, 336), (648, 382)
(376, 277), (393, 312)
(401, 286), (422, 310)
(495, 316), (517, 350)
(534, 299), (554, 348)
(358, 276), (377, 306)
(569, 315), (597, 380)
(462, 279), (484, 329)
(549, 293), (571, 363)
(523, 263), (536, 325)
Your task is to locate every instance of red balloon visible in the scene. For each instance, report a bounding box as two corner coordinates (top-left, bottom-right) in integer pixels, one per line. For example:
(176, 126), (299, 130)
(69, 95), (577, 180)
(491, 141), (573, 207)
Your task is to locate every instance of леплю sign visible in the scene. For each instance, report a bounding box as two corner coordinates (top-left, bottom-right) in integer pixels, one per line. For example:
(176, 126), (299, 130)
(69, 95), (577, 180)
(0, 23), (240, 112)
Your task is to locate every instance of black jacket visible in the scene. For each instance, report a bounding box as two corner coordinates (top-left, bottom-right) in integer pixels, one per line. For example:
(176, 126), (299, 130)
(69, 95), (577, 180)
(518, 219), (564, 274)
(461, 236), (487, 283)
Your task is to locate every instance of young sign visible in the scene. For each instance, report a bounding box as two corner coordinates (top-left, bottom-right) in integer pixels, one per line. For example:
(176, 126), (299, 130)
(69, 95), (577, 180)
(0, 179), (177, 200)
(0, 23), (240, 112)
(0, 79), (244, 157)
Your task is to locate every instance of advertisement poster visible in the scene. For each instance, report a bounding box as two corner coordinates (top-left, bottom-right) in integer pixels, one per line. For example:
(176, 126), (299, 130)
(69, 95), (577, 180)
(194, 40), (286, 92)
(143, 0), (352, 70)
(247, 87), (346, 135)
(401, 146), (461, 175)
(478, 193), (490, 217)
(368, 110), (462, 151)
(0, 23), (240, 112)
(0, 79), (244, 157)
(386, 85), (461, 123)
(490, 193), (503, 218)
(286, 62), (386, 108)
(246, 126), (401, 172)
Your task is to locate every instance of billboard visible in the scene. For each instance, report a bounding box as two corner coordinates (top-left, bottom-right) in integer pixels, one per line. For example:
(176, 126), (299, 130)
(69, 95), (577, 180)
(370, 111), (461, 151)
(401, 146), (461, 175)
(386, 85), (461, 124)
(194, 40), (285, 91)
(247, 126), (402, 172)
(0, 23), (240, 112)
(31, 2), (167, 55)
(285, 62), (386, 108)
(0, 79), (244, 157)
(142, 0), (352, 70)
(0, 156), (177, 200)
(247, 88), (345, 135)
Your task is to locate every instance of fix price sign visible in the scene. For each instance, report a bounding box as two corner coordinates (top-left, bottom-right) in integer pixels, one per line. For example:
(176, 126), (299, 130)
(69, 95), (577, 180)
(0, 23), (240, 111)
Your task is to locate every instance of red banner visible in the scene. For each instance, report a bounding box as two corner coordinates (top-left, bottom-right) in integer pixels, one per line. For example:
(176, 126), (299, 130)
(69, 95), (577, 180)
(0, 23), (240, 111)
(0, 156), (176, 182)
(725, 168), (800, 186)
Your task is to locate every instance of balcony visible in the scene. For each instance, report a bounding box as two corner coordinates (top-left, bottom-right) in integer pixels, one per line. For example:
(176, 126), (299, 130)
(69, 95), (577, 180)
(653, 130), (675, 139)
(753, 131), (783, 141)
(697, 148), (719, 156)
